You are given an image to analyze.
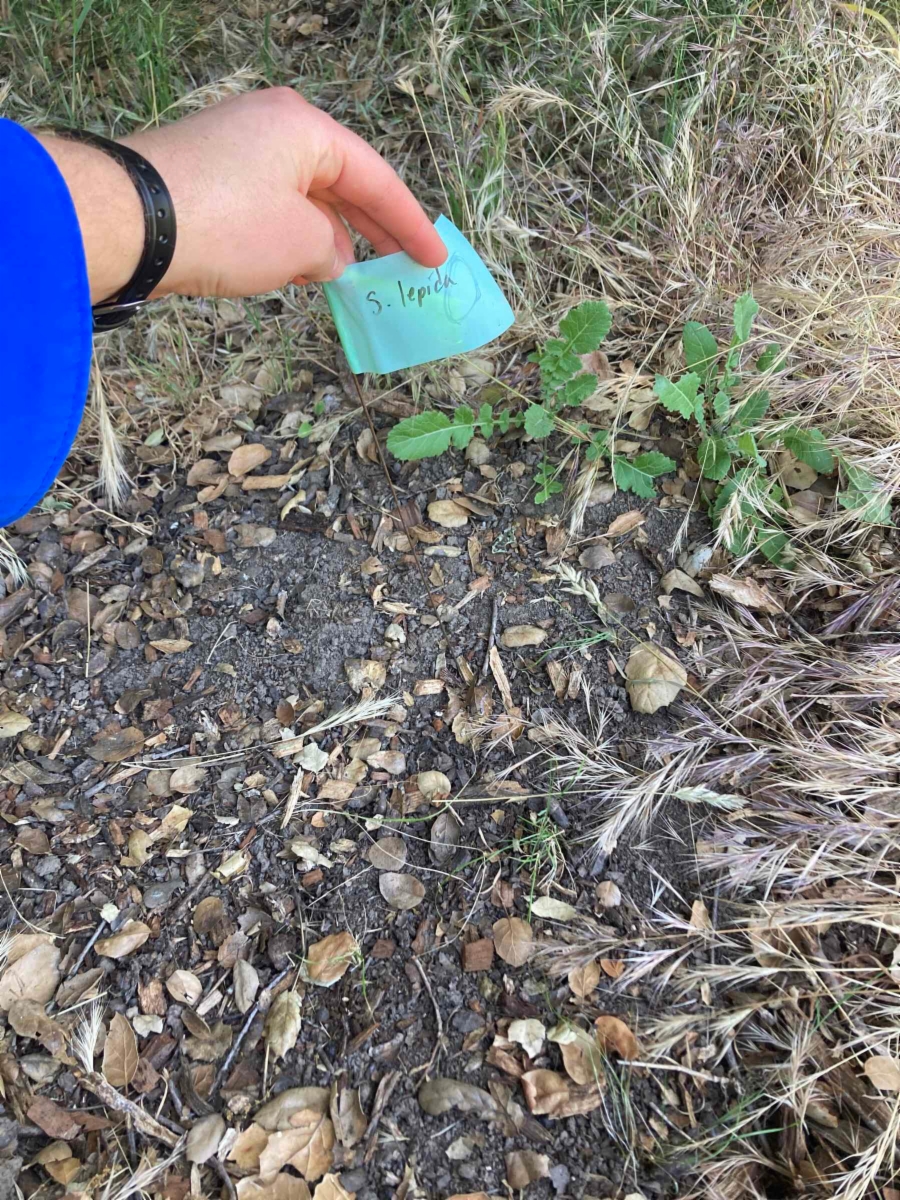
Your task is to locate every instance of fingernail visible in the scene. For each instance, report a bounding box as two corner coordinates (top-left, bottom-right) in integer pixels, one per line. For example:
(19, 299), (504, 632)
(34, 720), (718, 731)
(330, 251), (344, 280)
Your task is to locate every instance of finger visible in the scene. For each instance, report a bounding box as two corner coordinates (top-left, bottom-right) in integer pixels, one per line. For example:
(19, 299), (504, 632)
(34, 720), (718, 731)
(309, 197), (356, 269)
(315, 196), (403, 258)
(289, 198), (343, 283)
(324, 125), (447, 267)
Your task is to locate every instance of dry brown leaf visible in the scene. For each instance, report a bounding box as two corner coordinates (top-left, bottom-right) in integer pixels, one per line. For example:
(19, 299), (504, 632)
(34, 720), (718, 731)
(530, 896), (578, 921)
(428, 499), (469, 528)
(709, 573), (783, 614)
(0, 942), (61, 1010)
(864, 1055), (900, 1091)
(264, 992), (302, 1060)
(7, 1000), (66, 1054)
(549, 1025), (606, 1087)
(601, 958), (625, 979)
(234, 959), (260, 1014)
(605, 510), (645, 537)
(500, 625), (546, 649)
(366, 837), (408, 871)
(312, 1176), (354, 1200)
(259, 1112), (334, 1183)
(150, 638), (193, 655)
(568, 962), (600, 999)
(660, 568), (704, 598)
(27, 1096), (80, 1141)
(255, 1089), (331, 1131)
(417, 1078), (503, 1121)
(229, 443), (271, 477)
(306, 932), (358, 987)
(95, 920), (151, 960)
(86, 726), (145, 763)
(689, 899), (713, 932)
(493, 917), (533, 967)
(166, 969), (203, 1006)
(5, 932), (55, 967)
(344, 659), (386, 695)
(521, 1069), (603, 1118)
(505, 1150), (550, 1190)
(330, 1087), (366, 1150)
(417, 771), (451, 803)
(508, 1019), (545, 1059)
(578, 542), (615, 569)
(44, 1158), (81, 1185)
(594, 1014), (640, 1060)
(102, 1012), (139, 1088)
(169, 765), (207, 794)
(520, 1069), (570, 1115)
(0, 712), (30, 740)
(367, 749), (406, 774)
(229, 1123), (270, 1170)
(238, 1176), (312, 1200)
(186, 1113), (226, 1163)
(429, 809), (461, 865)
(379, 872), (425, 910)
(625, 644), (686, 713)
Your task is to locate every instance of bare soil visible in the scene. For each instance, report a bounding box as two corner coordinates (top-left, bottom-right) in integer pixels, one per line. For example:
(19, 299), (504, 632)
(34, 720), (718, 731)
(0, 373), (712, 1199)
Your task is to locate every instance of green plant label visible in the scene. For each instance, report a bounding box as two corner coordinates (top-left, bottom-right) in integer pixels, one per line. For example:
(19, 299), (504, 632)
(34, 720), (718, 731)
(323, 215), (515, 374)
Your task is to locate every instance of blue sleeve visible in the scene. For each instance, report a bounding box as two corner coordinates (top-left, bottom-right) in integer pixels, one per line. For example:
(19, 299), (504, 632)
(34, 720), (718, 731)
(0, 119), (92, 528)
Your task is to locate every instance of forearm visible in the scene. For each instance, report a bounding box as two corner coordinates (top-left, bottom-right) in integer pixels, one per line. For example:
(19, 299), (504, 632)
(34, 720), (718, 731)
(34, 132), (144, 305)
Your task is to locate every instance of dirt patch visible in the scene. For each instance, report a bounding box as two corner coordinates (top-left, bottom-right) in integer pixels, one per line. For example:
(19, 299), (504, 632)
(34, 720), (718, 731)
(0, 386), (711, 1199)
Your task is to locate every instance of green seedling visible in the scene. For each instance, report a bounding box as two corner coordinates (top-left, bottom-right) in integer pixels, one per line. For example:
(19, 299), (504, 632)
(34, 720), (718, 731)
(387, 300), (676, 503)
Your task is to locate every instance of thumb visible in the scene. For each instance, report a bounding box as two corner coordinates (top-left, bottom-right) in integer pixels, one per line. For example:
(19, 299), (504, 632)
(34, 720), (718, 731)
(290, 199), (350, 284)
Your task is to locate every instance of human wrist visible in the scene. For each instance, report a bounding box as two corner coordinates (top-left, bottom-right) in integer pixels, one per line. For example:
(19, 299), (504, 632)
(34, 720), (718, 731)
(35, 132), (145, 305)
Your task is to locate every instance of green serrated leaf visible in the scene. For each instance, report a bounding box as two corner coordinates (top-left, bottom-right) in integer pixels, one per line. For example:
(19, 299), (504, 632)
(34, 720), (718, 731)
(698, 435), (732, 481)
(612, 453), (672, 499)
(524, 404), (555, 440)
(497, 409), (511, 434)
(477, 403), (495, 439)
(654, 372), (700, 420)
(782, 427), (834, 474)
(713, 391), (730, 419)
(682, 322), (719, 382)
(732, 292), (759, 345)
(559, 301), (612, 353)
(450, 405), (475, 449)
(386, 411), (453, 461)
(756, 343), (781, 372)
(837, 463), (893, 524)
(585, 429), (609, 463)
(633, 451), (676, 478)
(756, 527), (791, 564)
(737, 431), (766, 467)
(562, 374), (598, 407)
(732, 390), (770, 431)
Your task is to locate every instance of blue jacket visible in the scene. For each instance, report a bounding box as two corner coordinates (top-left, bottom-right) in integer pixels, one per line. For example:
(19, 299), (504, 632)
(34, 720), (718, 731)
(0, 118), (92, 527)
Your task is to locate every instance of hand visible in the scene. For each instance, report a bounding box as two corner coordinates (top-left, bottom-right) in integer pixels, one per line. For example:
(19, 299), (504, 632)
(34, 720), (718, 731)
(39, 88), (447, 303)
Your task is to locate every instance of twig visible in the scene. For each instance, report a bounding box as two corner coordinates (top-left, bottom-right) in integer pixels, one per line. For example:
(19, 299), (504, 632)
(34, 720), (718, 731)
(80, 1072), (183, 1147)
(410, 957), (444, 1078)
(66, 920), (108, 978)
(208, 1157), (237, 1200)
(623, 1060), (734, 1085)
(207, 966), (292, 1101)
(478, 597), (499, 683)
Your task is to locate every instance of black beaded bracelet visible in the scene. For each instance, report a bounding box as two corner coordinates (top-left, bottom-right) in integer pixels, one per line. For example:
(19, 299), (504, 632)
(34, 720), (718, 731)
(51, 127), (177, 332)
